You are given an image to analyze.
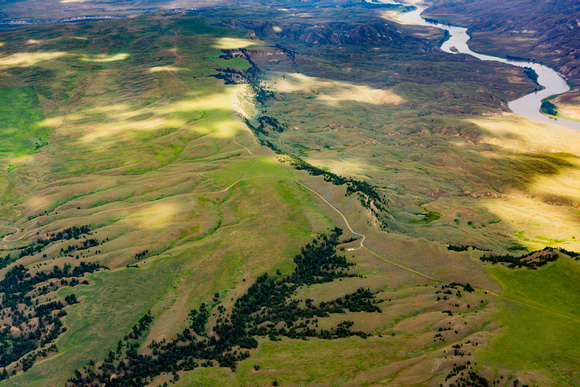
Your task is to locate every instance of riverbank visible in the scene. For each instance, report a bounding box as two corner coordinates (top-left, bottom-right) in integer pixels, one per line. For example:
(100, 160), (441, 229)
(396, 5), (580, 131)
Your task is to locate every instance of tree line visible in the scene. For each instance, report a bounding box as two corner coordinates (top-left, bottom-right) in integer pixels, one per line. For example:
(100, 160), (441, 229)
(231, 50), (390, 227)
(480, 247), (579, 269)
(66, 228), (384, 386)
(15, 225), (93, 259)
(277, 153), (388, 220)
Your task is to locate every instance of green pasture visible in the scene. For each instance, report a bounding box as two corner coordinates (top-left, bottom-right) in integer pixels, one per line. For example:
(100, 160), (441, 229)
(0, 86), (49, 159)
(5, 256), (184, 386)
(479, 258), (580, 383)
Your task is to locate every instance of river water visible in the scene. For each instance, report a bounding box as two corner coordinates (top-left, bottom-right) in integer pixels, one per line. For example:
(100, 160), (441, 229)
(395, 6), (580, 131)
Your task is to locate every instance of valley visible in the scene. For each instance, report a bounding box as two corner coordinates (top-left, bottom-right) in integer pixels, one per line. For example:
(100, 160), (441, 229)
(424, 0), (580, 122)
(0, 1), (578, 386)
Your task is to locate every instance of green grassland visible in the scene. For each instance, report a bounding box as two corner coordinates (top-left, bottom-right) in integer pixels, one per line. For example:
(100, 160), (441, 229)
(479, 258), (580, 384)
(0, 13), (344, 385)
(0, 4), (577, 387)
(0, 86), (50, 158)
(236, 6), (580, 254)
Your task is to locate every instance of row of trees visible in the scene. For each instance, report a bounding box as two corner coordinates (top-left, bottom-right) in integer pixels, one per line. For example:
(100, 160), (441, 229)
(448, 244), (491, 252)
(278, 153), (388, 216)
(480, 247), (563, 269)
(67, 228), (383, 386)
(18, 225), (93, 259)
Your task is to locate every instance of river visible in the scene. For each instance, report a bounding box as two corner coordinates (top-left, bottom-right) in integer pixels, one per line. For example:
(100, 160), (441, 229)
(393, 5), (580, 131)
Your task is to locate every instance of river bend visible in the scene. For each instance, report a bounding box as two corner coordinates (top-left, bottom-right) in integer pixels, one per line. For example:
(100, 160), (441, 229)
(396, 6), (580, 131)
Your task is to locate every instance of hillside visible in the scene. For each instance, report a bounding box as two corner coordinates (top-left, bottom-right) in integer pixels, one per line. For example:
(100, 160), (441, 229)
(425, 0), (580, 119)
(426, 0), (580, 81)
(0, 2), (578, 386)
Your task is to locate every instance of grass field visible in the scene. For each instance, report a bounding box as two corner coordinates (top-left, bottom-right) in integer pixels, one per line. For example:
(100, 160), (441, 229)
(479, 258), (580, 385)
(239, 7), (580, 253)
(0, 13), (340, 385)
(0, 4), (577, 386)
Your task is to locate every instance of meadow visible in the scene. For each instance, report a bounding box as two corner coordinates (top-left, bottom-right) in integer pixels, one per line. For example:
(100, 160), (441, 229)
(0, 4), (577, 386)
(241, 6), (580, 254)
(479, 258), (580, 385)
(0, 14), (337, 384)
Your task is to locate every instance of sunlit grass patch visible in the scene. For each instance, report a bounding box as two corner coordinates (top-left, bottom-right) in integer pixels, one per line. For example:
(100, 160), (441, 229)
(270, 72), (404, 106)
(81, 52), (129, 62)
(0, 51), (67, 68)
(481, 196), (580, 251)
(212, 37), (262, 50)
(147, 66), (186, 73)
(0, 86), (50, 159)
(218, 57), (251, 71)
(211, 156), (298, 189)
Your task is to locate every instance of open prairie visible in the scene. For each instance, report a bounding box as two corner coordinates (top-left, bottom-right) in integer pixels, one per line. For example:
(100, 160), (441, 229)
(0, 2), (577, 386)
(240, 6), (580, 254)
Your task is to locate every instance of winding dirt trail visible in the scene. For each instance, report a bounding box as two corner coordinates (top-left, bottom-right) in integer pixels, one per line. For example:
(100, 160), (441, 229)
(232, 134), (253, 156)
(0, 61), (576, 325)
(236, 175), (579, 325)
(0, 225), (20, 234)
(0, 225), (22, 242)
(3, 230), (34, 242)
(1, 162), (577, 324)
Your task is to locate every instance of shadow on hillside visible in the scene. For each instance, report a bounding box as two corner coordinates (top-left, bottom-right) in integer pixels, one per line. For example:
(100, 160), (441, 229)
(231, 26), (580, 251)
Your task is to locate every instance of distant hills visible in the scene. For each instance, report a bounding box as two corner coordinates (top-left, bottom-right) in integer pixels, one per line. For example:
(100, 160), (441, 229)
(426, 0), (580, 86)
